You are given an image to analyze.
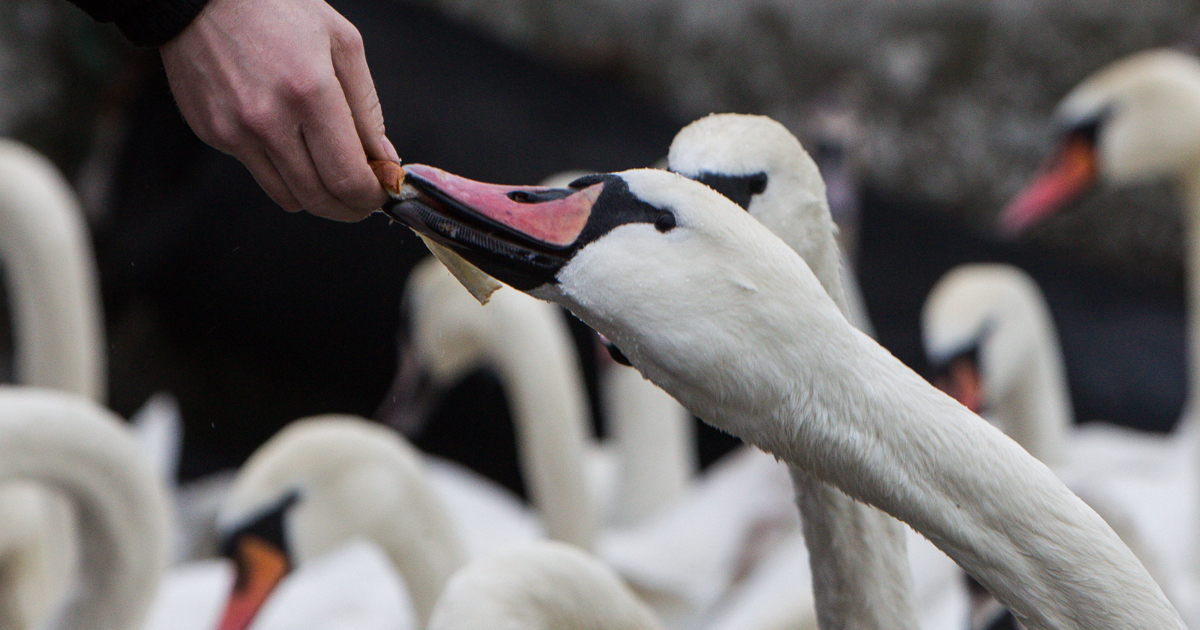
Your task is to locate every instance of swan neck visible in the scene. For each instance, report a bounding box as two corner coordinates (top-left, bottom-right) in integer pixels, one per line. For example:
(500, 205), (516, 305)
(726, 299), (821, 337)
(490, 303), (599, 549)
(990, 324), (1072, 465)
(0, 389), (169, 630)
(0, 142), (106, 402)
(774, 339), (1182, 629)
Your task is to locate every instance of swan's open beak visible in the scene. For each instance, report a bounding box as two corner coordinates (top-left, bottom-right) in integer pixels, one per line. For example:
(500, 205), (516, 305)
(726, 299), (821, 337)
(999, 134), (1098, 236)
(215, 533), (291, 630)
(384, 164), (604, 290)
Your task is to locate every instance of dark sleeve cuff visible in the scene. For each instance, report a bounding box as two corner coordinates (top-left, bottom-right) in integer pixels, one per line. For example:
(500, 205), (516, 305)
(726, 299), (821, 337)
(114, 0), (210, 47)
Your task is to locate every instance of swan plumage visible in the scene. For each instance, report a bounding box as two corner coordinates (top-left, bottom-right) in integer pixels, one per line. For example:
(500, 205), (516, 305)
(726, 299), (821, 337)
(0, 386), (171, 630)
(391, 163), (1183, 629)
(922, 262), (1198, 623)
(427, 540), (662, 630)
(0, 139), (105, 402)
(213, 415), (466, 630)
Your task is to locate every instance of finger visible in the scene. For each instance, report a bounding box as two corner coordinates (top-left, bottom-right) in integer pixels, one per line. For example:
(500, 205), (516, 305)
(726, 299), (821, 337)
(328, 19), (390, 162)
(240, 149), (303, 213)
(259, 119), (368, 222)
(294, 74), (387, 217)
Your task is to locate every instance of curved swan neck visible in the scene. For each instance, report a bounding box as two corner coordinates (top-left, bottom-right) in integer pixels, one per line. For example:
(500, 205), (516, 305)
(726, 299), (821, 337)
(789, 333), (1181, 630)
(485, 294), (599, 549)
(221, 416), (467, 627)
(0, 387), (170, 630)
(427, 541), (663, 630)
(0, 141), (106, 402)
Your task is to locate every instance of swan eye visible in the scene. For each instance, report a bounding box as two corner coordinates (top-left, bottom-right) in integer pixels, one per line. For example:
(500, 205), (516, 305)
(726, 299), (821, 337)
(748, 174), (768, 195)
(655, 211), (677, 232)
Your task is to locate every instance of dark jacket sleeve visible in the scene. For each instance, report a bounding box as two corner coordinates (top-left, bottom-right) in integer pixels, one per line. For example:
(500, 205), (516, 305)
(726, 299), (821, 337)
(66, 0), (210, 47)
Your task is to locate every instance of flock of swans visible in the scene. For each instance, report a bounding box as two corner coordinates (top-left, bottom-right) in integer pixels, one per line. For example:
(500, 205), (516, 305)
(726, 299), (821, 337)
(4, 46), (1200, 630)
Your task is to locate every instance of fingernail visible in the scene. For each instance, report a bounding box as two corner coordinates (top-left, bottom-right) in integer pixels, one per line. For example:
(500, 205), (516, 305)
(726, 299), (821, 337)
(382, 136), (400, 162)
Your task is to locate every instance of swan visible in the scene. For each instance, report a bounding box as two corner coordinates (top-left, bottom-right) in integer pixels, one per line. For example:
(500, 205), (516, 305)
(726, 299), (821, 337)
(1001, 48), (1200, 424)
(209, 415), (468, 630)
(385, 183), (696, 536)
(0, 139), (105, 402)
(386, 163), (1183, 629)
(667, 113), (968, 629)
(0, 386), (171, 630)
(393, 256), (797, 628)
(427, 540), (662, 630)
(387, 257), (601, 549)
(921, 264), (1071, 466)
(921, 262), (1197, 623)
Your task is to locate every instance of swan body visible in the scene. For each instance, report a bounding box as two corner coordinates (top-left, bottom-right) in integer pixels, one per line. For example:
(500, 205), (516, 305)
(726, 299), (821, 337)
(0, 139), (105, 402)
(0, 386), (171, 630)
(214, 416), (467, 630)
(427, 540), (662, 630)
(391, 163), (1183, 629)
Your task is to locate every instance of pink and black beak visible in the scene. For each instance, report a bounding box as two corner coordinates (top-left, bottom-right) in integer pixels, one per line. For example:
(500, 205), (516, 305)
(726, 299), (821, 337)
(384, 165), (674, 291)
(999, 119), (1103, 236)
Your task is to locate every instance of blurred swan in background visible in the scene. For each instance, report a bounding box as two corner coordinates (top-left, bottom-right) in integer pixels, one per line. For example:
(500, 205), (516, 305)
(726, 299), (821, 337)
(1002, 48), (1200, 624)
(192, 415), (467, 630)
(0, 139), (104, 402)
(427, 540), (661, 630)
(0, 387), (171, 630)
(922, 262), (1193, 623)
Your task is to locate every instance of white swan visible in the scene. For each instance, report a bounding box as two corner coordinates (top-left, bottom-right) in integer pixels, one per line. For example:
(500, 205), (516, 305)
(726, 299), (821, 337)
(921, 262), (1197, 623)
(209, 415), (467, 630)
(427, 540), (662, 630)
(922, 264), (1071, 466)
(395, 257), (794, 628)
(0, 386), (171, 630)
(392, 257), (601, 549)
(667, 113), (965, 630)
(389, 163), (1183, 629)
(0, 139), (105, 402)
(1002, 48), (1200, 424)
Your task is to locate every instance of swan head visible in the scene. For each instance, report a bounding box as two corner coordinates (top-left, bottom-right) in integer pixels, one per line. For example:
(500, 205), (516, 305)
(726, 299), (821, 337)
(1003, 49), (1200, 233)
(667, 113), (845, 305)
(214, 416), (463, 630)
(921, 264), (1050, 414)
(668, 114), (834, 262)
(392, 165), (849, 440)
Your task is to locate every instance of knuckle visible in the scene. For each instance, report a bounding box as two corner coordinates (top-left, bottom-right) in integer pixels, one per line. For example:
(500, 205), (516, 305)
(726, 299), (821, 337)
(278, 72), (326, 107)
(235, 100), (277, 138)
(326, 170), (375, 207)
(332, 26), (364, 55)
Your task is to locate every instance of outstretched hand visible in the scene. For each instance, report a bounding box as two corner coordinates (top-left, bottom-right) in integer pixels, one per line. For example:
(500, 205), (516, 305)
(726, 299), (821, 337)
(160, 0), (397, 221)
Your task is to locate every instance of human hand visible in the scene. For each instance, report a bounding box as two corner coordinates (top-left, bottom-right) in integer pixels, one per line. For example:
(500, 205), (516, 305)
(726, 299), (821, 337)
(160, 0), (397, 221)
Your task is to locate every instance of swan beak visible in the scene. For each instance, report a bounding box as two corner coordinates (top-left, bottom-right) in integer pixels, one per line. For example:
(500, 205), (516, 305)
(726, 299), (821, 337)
(999, 135), (1098, 236)
(215, 534), (291, 630)
(384, 164), (604, 290)
(932, 356), (983, 415)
